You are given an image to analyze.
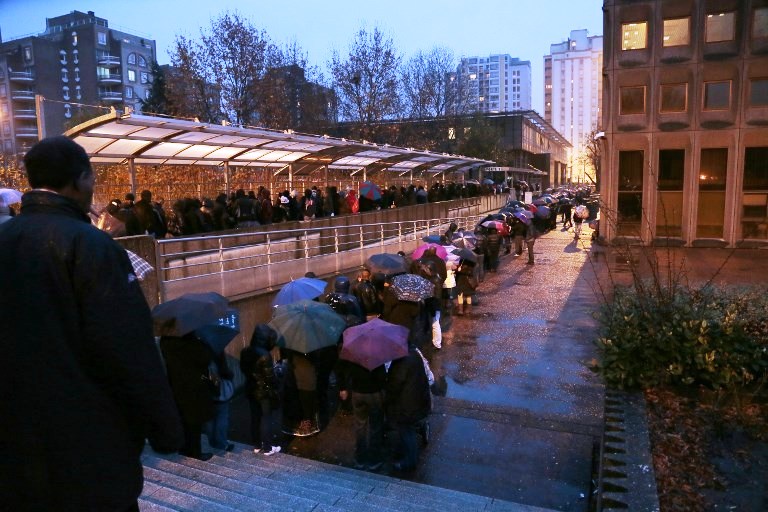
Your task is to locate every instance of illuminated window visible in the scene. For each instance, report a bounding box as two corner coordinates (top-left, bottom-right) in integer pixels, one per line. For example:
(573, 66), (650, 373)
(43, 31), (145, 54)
(97, 32), (107, 45)
(755, 8), (768, 38)
(71, 31), (78, 46)
(703, 81), (731, 110)
(750, 79), (768, 106)
(660, 83), (687, 112)
(140, 72), (149, 84)
(620, 86), (645, 114)
(663, 17), (689, 46)
(128, 53), (136, 65)
(621, 22), (647, 50)
(128, 69), (136, 82)
(706, 12), (736, 42)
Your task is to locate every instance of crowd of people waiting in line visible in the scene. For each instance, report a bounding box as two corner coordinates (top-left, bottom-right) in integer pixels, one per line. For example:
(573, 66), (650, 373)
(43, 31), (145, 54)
(92, 181), (506, 238)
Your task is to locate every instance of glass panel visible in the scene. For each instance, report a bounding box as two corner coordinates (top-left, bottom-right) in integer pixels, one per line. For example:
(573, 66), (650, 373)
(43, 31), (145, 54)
(704, 81), (730, 110)
(657, 150), (685, 237)
(741, 148), (768, 239)
(663, 18), (690, 46)
(617, 150), (644, 236)
(620, 86), (645, 114)
(622, 22), (648, 50)
(660, 83), (687, 112)
(706, 12), (736, 42)
(755, 8), (768, 38)
(697, 148), (727, 238)
(750, 79), (768, 106)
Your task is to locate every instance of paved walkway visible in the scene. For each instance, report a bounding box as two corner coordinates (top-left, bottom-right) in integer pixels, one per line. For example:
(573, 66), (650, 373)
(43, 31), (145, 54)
(230, 224), (608, 511)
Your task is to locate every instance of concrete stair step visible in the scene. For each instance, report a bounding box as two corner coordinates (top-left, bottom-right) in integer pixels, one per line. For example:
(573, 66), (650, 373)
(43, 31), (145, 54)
(141, 443), (551, 511)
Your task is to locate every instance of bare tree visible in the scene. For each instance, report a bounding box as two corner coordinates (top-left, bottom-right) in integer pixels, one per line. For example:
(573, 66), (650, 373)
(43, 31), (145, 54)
(579, 127), (602, 187)
(166, 35), (221, 122)
(329, 27), (401, 138)
(400, 47), (469, 119)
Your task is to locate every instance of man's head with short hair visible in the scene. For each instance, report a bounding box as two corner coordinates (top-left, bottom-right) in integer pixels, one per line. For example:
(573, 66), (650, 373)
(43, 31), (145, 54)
(140, 190), (152, 201)
(24, 136), (94, 212)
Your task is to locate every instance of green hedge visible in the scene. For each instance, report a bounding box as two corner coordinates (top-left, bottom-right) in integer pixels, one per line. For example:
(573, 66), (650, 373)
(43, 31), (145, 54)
(593, 284), (768, 390)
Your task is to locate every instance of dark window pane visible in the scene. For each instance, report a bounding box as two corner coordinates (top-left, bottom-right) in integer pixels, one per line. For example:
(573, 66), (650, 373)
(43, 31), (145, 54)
(706, 12), (735, 42)
(618, 151), (644, 235)
(704, 81), (730, 110)
(750, 79), (768, 106)
(660, 84), (687, 112)
(658, 150), (685, 190)
(700, 148), (728, 191)
(620, 86), (645, 115)
(744, 147), (768, 190)
(753, 8), (768, 38)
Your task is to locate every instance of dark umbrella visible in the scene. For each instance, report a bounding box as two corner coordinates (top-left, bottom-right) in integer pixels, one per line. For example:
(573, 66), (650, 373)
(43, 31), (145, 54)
(152, 292), (230, 337)
(534, 205), (551, 219)
(268, 300), (346, 354)
(365, 253), (409, 277)
(482, 178), (495, 185)
(506, 200), (525, 208)
(359, 181), (382, 201)
(193, 323), (239, 355)
(451, 231), (477, 250)
(272, 277), (328, 307)
(513, 211), (532, 224)
(452, 247), (478, 264)
(340, 318), (409, 371)
(422, 235), (443, 244)
(389, 273), (434, 302)
(532, 198), (547, 206)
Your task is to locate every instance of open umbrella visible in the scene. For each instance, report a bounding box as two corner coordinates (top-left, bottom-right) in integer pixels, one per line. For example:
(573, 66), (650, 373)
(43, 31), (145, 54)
(482, 178), (495, 185)
(506, 200), (525, 208)
(0, 188), (23, 204)
(340, 318), (409, 371)
(451, 231), (477, 250)
(452, 247), (478, 264)
(574, 204), (589, 219)
(152, 292), (230, 337)
(481, 220), (503, 231)
(272, 276), (328, 307)
(412, 243), (448, 260)
(421, 235), (444, 244)
(365, 253), (409, 277)
(532, 198), (547, 206)
(534, 205), (551, 219)
(125, 249), (154, 281)
(269, 300), (346, 354)
(464, 179), (480, 185)
(359, 181), (382, 201)
(389, 273), (434, 302)
(193, 323), (239, 355)
(513, 211), (532, 224)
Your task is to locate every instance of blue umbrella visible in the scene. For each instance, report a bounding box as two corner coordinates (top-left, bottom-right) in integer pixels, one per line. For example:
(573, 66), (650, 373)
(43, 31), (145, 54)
(359, 181), (382, 201)
(482, 178), (495, 185)
(272, 277), (328, 307)
(534, 205), (551, 219)
(422, 235), (443, 244)
(513, 211), (532, 224)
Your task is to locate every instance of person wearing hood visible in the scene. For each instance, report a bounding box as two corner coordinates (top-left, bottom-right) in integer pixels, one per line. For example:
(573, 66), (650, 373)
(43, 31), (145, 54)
(325, 276), (365, 327)
(240, 324), (282, 456)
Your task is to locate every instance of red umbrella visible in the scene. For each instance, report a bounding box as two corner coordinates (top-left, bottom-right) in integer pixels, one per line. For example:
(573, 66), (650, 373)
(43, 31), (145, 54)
(412, 243), (448, 260)
(340, 318), (409, 370)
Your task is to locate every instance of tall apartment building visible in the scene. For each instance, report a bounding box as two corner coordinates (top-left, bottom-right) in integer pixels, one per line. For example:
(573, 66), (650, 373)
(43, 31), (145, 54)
(457, 55), (531, 113)
(0, 10), (156, 159)
(601, 0), (768, 248)
(544, 29), (603, 183)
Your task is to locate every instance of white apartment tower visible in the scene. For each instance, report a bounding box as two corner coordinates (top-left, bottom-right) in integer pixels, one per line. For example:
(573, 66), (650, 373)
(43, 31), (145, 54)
(457, 54), (531, 113)
(544, 29), (603, 182)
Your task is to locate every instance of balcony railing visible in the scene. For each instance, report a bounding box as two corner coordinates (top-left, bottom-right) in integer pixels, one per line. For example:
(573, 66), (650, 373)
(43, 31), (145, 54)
(98, 73), (122, 84)
(13, 109), (36, 119)
(97, 55), (121, 66)
(99, 91), (123, 102)
(15, 126), (39, 138)
(9, 71), (34, 82)
(11, 89), (35, 100)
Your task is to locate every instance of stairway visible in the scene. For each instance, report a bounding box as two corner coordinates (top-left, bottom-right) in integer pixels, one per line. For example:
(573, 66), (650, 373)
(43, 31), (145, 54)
(139, 443), (551, 511)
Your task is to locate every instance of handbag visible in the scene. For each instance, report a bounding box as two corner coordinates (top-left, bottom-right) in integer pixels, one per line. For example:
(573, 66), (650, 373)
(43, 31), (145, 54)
(205, 361), (235, 402)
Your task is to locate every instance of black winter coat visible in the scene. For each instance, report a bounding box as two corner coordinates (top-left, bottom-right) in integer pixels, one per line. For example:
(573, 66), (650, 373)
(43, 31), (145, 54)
(160, 334), (215, 424)
(385, 350), (431, 424)
(240, 345), (278, 403)
(0, 191), (183, 510)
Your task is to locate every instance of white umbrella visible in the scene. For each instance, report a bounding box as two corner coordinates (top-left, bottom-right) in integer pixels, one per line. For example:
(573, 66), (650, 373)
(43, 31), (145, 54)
(0, 188), (23, 205)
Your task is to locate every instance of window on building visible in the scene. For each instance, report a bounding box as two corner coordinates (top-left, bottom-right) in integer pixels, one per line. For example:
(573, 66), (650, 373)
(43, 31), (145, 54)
(697, 148), (728, 238)
(0, 103), (8, 116)
(145, 89), (151, 100)
(75, 85), (81, 100)
(741, 147), (768, 239)
(706, 12), (736, 42)
(128, 69), (136, 82)
(620, 86), (645, 114)
(62, 86), (70, 101)
(97, 32), (107, 45)
(72, 49), (79, 64)
(71, 31), (78, 46)
(660, 83), (687, 112)
(755, 8), (768, 38)
(0, 84), (6, 98)
(703, 81), (731, 110)
(750, 79), (768, 106)
(657, 149), (685, 237)
(74, 67), (80, 82)
(59, 50), (67, 65)
(64, 104), (71, 119)
(448, 127), (455, 140)
(61, 68), (68, 83)
(2, 122), (10, 136)
(128, 53), (136, 65)
(138, 55), (147, 67)
(23, 46), (32, 62)
(663, 17), (690, 46)
(617, 150), (644, 236)
(621, 22), (647, 50)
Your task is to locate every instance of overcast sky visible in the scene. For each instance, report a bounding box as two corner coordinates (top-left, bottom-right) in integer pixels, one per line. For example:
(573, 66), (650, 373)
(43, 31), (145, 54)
(0, 0), (603, 114)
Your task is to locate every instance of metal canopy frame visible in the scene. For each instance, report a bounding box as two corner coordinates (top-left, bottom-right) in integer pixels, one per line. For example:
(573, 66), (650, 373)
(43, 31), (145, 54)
(64, 112), (493, 179)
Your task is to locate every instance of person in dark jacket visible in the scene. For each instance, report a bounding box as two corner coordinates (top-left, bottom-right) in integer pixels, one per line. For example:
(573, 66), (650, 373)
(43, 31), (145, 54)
(335, 359), (388, 471)
(510, 216), (528, 256)
(351, 269), (382, 318)
(160, 333), (215, 460)
(0, 136), (183, 511)
(203, 350), (235, 452)
(325, 276), (365, 327)
(385, 348), (432, 472)
(240, 324), (282, 455)
(484, 226), (502, 272)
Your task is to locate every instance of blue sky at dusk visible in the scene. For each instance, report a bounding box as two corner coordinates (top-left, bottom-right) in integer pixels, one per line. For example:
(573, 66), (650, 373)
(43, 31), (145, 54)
(0, 0), (603, 113)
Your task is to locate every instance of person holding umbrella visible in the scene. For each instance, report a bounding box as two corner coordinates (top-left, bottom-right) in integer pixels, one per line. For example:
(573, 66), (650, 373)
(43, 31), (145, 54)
(454, 251), (478, 316)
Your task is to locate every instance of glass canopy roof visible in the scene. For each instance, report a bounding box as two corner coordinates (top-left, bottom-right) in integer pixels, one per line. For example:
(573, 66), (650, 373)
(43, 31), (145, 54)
(65, 112), (493, 176)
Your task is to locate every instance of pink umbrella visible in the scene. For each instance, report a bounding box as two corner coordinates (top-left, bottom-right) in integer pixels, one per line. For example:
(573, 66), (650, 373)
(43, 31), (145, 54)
(412, 243), (448, 260)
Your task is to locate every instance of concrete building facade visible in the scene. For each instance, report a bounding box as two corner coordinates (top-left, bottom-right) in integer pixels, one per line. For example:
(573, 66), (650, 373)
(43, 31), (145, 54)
(601, 0), (768, 248)
(544, 29), (603, 184)
(457, 54), (531, 113)
(0, 10), (156, 159)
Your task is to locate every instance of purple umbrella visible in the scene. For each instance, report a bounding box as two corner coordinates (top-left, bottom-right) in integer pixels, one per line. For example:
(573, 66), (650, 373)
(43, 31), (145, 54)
(513, 211), (532, 224)
(340, 318), (409, 370)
